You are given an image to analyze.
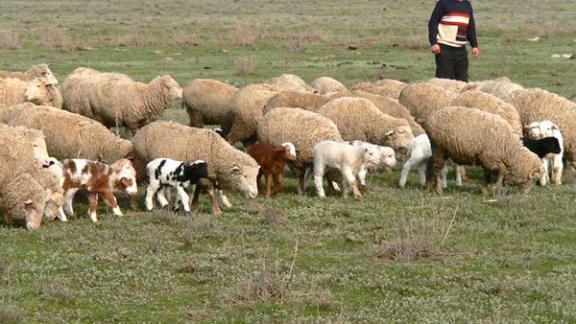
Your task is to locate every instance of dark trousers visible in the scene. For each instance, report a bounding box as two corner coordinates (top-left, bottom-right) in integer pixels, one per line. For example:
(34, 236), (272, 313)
(435, 44), (468, 82)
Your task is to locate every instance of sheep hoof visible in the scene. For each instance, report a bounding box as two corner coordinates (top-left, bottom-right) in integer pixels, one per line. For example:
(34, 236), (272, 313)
(183, 210), (192, 216)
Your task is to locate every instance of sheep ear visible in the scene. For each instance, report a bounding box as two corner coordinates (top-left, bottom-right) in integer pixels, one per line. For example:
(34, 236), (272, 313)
(24, 198), (33, 205)
(232, 164), (241, 173)
(383, 130), (395, 140)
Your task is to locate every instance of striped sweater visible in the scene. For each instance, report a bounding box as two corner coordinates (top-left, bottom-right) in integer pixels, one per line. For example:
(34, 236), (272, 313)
(428, 0), (478, 48)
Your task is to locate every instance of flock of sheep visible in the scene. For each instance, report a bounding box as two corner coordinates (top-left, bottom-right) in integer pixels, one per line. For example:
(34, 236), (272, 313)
(0, 63), (573, 230)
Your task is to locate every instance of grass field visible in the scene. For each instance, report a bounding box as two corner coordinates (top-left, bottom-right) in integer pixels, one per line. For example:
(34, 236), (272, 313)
(1, 0), (576, 322)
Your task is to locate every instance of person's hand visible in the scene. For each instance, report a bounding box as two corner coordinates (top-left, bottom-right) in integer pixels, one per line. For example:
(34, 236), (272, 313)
(431, 44), (441, 54)
(471, 47), (480, 58)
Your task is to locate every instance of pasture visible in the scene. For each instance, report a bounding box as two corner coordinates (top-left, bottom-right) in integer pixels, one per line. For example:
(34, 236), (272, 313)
(1, 0), (576, 322)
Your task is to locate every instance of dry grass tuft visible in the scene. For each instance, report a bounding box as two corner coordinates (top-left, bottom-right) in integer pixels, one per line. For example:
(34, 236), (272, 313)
(34, 28), (71, 51)
(177, 261), (197, 274)
(229, 23), (265, 47)
(225, 268), (286, 304)
(376, 208), (457, 261)
(0, 306), (22, 324)
(1, 31), (22, 50)
(233, 57), (256, 76)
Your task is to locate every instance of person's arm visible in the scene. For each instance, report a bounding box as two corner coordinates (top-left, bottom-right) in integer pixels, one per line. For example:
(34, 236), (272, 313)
(467, 9), (478, 48)
(428, 0), (444, 46)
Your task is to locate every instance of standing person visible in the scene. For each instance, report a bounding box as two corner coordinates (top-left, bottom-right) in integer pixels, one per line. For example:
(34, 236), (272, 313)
(428, 0), (479, 82)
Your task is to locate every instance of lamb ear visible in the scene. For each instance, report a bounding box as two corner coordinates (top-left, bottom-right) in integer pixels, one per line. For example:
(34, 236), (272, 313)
(383, 130), (395, 141)
(24, 198), (33, 205)
(232, 164), (241, 173)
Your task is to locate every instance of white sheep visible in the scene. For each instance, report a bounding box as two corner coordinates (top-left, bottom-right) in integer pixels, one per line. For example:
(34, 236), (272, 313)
(525, 120), (564, 185)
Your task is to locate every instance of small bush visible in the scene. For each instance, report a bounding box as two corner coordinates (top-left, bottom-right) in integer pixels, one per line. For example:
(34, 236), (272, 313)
(1, 31), (22, 50)
(233, 57), (256, 76)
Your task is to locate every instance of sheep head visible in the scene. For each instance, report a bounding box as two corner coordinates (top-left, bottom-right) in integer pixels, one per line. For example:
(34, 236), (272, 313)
(155, 75), (183, 101)
(24, 78), (57, 106)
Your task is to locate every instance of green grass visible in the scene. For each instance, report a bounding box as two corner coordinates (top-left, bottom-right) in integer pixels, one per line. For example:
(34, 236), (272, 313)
(1, 0), (576, 322)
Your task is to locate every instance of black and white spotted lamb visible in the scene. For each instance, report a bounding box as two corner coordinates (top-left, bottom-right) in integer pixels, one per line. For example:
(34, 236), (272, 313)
(145, 158), (209, 213)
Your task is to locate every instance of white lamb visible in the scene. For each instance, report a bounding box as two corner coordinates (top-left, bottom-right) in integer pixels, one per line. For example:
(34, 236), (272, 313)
(399, 134), (463, 188)
(347, 140), (397, 186)
(312, 141), (380, 199)
(524, 120), (564, 185)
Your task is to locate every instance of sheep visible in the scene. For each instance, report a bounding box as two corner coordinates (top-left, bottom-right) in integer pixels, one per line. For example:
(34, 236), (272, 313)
(0, 64), (58, 84)
(317, 97), (414, 152)
(312, 141), (380, 199)
(247, 142), (296, 198)
(351, 79), (407, 99)
(450, 91), (523, 136)
(424, 106), (544, 195)
(464, 77), (524, 100)
(398, 134), (462, 189)
(0, 77), (62, 108)
(427, 78), (467, 92)
(131, 121), (260, 214)
(310, 77), (347, 94)
(341, 91), (426, 136)
(145, 159), (209, 214)
(265, 74), (314, 93)
(263, 91), (333, 115)
(257, 107), (343, 194)
(524, 120), (564, 185)
(346, 140), (397, 186)
(62, 68), (183, 131)
(398, 82), (459, 124)
(506, 88), (576, 168)
(223, 84), (278, 145)
(4, 104), (133, 162)
(0, 173), (49, 230)
(182, 79), (238, 128)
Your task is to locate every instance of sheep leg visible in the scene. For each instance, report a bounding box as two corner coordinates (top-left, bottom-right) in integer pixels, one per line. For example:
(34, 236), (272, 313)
(187, 109), (204, 128)
(63, 188), (79, 217)
(57, 207), (68, 222)
(357, 166), (368, 189)
(100, 191), (123, 217)
(552, 157), (563, 185)
(399, 158), (415, 188)
(428, 147), (445, 195)
(482, 170), (492, 194)
(191, 184), (201, 212)
(256, 171), (263, 193)
(156, 187), (171, 209)
(272, 172), (283, 196)
(297, 169), (307, 195)
(264, 171), (272, 198)
(145, 181), (159, 211)
(87, 192), (99, 223)
(343, 167), (361, 200)
(205, 180), (222, 215)
(455, 165), (464, 187)
(175, 185), (191, 214)
(491, 169), (505, 195)
(313, 164), (326, 198)
(441, 164), (448, 188)
(540, 159), (549, 186)
(216, 189), (233, 208)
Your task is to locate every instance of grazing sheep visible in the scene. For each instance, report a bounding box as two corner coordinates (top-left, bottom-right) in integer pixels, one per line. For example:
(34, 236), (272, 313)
(223, 84), (278, 145)
(265, 74), (314, 93)
(0, 64), (58, 84)
(450, 91), (523, 136)
(4, 104), (133, 162)
(145, 159), (209, 214)
(344, 91), (425, 136)
(258, 108), (343, 194)
(464, 77), (524, 100)
(62, 68), (182, 131)
(247, 142), (296, 197)
(182, 79), (238, 128)
(347, 140), (397, 186)
(524, 120), (564, 185)
(317, 97), (414, 151)
(60, 159), (138, 223)
(0, 78), (61, 108)
(352, 79), (407, 99)
(0, 173), (49, 230)
(399, 82), (459, 124)
(131, 121), (260, 214)
(312, 141), (380, 199)
(424, 106), (544, 195)
(427, 78), (467, 92)
(311, 77), (347, 94)
(507, 88), (576, 167)
(263, 91), (333, 115)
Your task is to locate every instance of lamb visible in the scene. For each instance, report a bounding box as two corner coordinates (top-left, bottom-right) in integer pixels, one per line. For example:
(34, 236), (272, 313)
(247, 142), (296, 197)
(265, 74), (314, 93)
(131, 121), (260, 214)
(312, 141), (380, 199)
(317, 97), (414, 152)
(4, 104), (133, 162)
(0, 77), (62, 108)
(0, 64), (58, 84)
(145, 159), (209, 214)
(263, 91), (333, 115)
(60, 159), (138, 223)
(450, 91), (523, 136)
(182, 79), (238, 128)
(464, 77), (524, 100)
(398, 134), (462, 189)
(62, 68), (183, 131)
(257, 108), (343, 194)
(424, 106), (544, 195)
(351, 79), (407, 99)
(346, 140), (397, 186)
(506, 88), (576, 167)
(342, 91), (425, 136)
(223, 84), (278, 145)
(427, 78), (467, 92)
(310, 77), (347, 94)
(524, 120), (564, 185)
(398, 82), (459, 124)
